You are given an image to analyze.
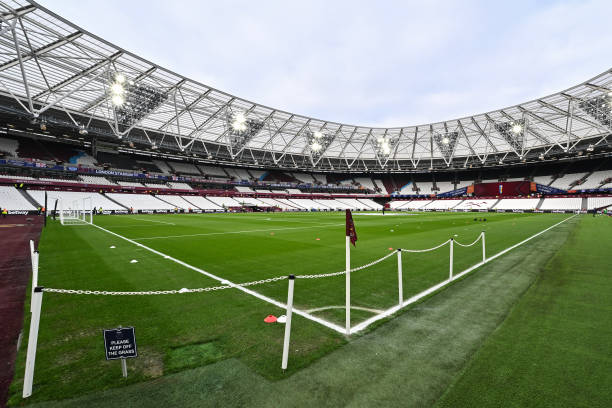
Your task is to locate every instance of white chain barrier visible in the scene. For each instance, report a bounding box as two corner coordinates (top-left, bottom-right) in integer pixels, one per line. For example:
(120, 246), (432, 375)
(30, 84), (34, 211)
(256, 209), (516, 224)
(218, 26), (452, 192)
(453, 234), (483, 248)
(400, 239), (451, 253)
(41, 237), (464, 295)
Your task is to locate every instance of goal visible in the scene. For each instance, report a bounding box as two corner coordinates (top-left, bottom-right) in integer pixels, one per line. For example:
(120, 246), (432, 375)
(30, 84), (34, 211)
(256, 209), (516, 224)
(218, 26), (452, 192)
(59, 197), (93, 225)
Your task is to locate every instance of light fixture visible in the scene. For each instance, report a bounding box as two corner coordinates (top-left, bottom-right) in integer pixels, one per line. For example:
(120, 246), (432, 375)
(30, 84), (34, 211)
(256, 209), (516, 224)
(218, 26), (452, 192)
(511, 124), (523, 134)
(313, 131), (323, 139)
(78, 125), (88, 135)
(110, 82), (124, 95)
(442, 137), (450, 144)
(112, 94), (124, 106)
(115, 73), (126, 84)
(586, 144), (594, 152)
(231, 112), (248, 132)
(311, 141), (322, 152)
(539, 153), (545, 160)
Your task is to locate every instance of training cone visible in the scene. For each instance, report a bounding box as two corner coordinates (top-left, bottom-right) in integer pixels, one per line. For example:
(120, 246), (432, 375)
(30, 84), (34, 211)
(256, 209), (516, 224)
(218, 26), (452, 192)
(130, 259), (138, 263)
(110, 245), (116, 249)
(264, 315), (277, 323)
(388, 247), (393, 251)
(277, 315), (287, 324)
(316, 238), (320, 240)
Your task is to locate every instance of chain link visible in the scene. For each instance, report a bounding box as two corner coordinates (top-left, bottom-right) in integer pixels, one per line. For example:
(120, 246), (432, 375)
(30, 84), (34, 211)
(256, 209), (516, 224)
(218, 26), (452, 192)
(454, 234), (483, 247)
(400, 239), (451, 253)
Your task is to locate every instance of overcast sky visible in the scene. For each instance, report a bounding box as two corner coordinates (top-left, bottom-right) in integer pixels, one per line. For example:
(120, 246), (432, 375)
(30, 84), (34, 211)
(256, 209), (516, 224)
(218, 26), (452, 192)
(41, 0), (612, 127)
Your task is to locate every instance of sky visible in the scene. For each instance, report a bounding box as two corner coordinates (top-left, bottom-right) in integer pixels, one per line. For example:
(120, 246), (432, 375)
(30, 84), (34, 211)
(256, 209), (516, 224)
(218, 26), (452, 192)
(41, 0), (612, 128)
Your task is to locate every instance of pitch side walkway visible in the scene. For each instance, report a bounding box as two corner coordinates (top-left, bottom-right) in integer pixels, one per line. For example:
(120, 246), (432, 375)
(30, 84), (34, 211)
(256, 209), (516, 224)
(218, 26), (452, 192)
(0, 215), (43, 407)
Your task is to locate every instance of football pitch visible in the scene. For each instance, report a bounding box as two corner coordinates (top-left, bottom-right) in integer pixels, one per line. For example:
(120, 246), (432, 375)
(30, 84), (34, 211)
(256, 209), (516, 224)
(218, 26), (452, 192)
(10, 211), (611, 406)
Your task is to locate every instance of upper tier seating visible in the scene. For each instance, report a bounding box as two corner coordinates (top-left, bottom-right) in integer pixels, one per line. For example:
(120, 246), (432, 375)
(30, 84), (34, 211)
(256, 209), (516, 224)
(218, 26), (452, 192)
(539, 197), (582, 210)
(198, 165), (228, 177)
(152, 160), (172, 175)
(435, 181), (455, 193)
(249, 169), (266, 180)
(106, 193), (174, 210)
(549, 173), (587, 190)
(576, 170), (612, 190)
(0, 186), (37, 210)
(532, 175), (554, 186)
(144, 183), (170, 189)
(0, 136), (19, 156)
(292, 173), (315, 184)
(167, 162), (201, 175)
(28, 190), (124, 211)
(354, 177), (377, 192)
(416, 181), (434, 194)
(225, 167), (251, 181)
(494, 198), (540, 210)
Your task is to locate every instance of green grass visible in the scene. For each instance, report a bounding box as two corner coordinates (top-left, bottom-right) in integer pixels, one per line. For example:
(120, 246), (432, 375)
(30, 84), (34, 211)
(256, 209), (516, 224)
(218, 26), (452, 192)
(435, 215), (612, 408)
(7, 211), (591, 406)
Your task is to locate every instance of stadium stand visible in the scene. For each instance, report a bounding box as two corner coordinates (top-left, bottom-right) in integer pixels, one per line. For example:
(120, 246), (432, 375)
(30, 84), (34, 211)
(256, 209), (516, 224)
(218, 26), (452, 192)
(116, 181), (145, 187)
(577, 170), (612, 190)
(494, 198), (540, 210)
(358, 198), (382, 209)
(168, 182), (193, 190)
(80, 175), (116, 185)
(106, 193), (174, 210)
(454, 199), (498, 210)
(292, 173), (315, 184)
(236, 186), (254, 193)
(180, 196), (222, 210)
(290, 199), (330, 210)
(206, 196), (242, 208)
(28, 190), (124, 211)
(225, 167), (251, 181)
(539, 197), (582, 210)
(155, 195), (197, 210)
(167, 161), (201, 175)
(0, 186), (37, 210)
(549, 172), (587, 190)
(144, 183), (170, 189)
(423, 199), (462, 210)
(402, 200), (433, 209)
(198, 165), (228, 177)
(435, 180), (455, 193)
(0, 136), (19, 157)
(587, 196), (612, 210)
(152, 160), (172, 175)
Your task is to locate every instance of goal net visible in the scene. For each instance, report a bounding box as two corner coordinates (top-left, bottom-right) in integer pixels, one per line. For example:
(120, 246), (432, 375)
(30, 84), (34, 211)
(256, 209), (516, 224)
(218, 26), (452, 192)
(59, 197), (93, 225)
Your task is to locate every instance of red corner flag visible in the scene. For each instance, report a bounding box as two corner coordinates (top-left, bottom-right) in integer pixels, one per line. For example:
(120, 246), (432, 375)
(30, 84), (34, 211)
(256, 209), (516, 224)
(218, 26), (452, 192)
(346, 209), (358, 246)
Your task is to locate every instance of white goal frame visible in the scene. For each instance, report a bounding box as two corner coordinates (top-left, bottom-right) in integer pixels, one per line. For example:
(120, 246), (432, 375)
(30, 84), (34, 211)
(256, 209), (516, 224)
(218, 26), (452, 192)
(59, 197), (93, 225)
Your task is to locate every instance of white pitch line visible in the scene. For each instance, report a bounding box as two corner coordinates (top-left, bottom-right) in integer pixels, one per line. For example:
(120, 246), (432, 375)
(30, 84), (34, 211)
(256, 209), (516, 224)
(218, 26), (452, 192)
(127, 217), (176, 226)
(89, 222), (346, 334)
(349, 214), (578, 334)
(132, 223), (344, 240)
(307, 305), (383, 314)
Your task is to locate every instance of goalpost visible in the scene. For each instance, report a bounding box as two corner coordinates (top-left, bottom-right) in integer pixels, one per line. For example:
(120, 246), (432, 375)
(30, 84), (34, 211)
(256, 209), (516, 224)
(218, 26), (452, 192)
(59, 197), (93, 225)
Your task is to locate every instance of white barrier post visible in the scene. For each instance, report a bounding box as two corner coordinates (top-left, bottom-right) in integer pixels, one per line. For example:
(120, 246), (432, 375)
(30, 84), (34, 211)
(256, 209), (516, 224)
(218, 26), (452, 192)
(397, 249), (403, 305)
(281, 275), (295, 370)
(23, 286), (43, 398)
(30, 251), (39, 310)
(345, 235), (351, 336)
(449, 238), (454, 279)
(481, 231), (486, 262)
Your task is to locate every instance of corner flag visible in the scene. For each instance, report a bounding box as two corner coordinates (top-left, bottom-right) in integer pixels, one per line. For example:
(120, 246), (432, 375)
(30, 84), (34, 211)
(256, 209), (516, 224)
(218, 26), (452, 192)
(346, 209), (357, 246)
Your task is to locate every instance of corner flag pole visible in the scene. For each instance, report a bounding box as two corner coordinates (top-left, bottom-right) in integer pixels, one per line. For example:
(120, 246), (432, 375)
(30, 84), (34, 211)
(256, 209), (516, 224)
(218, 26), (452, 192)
(345, 233), (350, 335)
(345, 209), (357, 336)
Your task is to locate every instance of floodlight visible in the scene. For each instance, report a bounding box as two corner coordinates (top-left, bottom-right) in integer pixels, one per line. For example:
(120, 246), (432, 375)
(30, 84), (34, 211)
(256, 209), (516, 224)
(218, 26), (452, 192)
(313, 131), (323, 139)
(586, 144), (594, 152)
(311, 141), (322, 152)
(511, 124), (523, 134)
(115, 73), (126, 84)
(442, 137), (450, 144)
(381, 143), (391, 155)
(110, 82), (124, 95)
(112, 94), (124, 106)
(231, 112), (248, 132)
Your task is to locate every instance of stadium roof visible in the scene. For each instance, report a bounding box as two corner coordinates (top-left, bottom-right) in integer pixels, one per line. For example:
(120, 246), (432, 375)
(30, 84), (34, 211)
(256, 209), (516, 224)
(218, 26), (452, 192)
(0, 0), (610, 171)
